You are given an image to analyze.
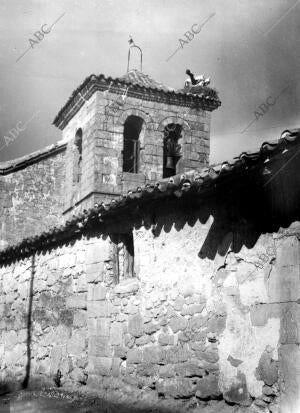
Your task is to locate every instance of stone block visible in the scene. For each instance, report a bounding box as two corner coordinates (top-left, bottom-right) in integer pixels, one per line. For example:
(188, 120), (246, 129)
(227, 355), (243, 368)
(280, 303), (300, 344)
(89, 336), (112, 357)
(53, 325), (72, 345)
(156, 378), (195, 398)
(128, 313), (144, 337)
(182, 303), (206, 316)
(85, 244), (101, 265)
(111, 357), (121, 377)
(88, 301), (111, 318)
(124, 334), (135, 349)
(262, 385), (276, 396)
(169, 315), (188, 333)
(178, 331), (192, 343)
(50, 345), (67, 374)
(164, 346), (190, 364)
(18, 329), (27, 344)
(223, 372), (252, 406)
(97, 318), (111, 336)
(67, 331), (86, 356)
(195, 374), (221, 399)
(18, 282), (30, 300)
(89, 356), (112, 376)
(206, 315), (226, 334)
(195, 350), (219, 364)
(143, 346), (164, 364)
(181, 284), (196, 298)
(70, 367), (87, 384)
(58, 253), (76, 268)
(250, 304), (280, 327)
(173, 297), (185, 311)
(114, 345), (127, 359)
(136, 335), (151, 346)
(190, 341), (206, 352)
(137, 363), (158, 377)
(3, 330), (18, 350)
(66, 293), (87, 309)
(110, 322), (123, 345)
(268, 265), (300, 302)
(110, 304), (120, 315)
(159, 364), (175, 378)
(76, 356), (88, 369)
(256, 349), (278, 386)
(86, 262), (104, 283)
(87, 318), (97, 336)
(127, 348), (143, 364)
(114, 279), (140, 295)
(276, 236), (300, 268)
(279, 344), (300, 413)
(174, 362), (206, 378)
(76, 250), (86, 264)
(88, 284), (107, 301)
(158, 333), (174, 346)
(73, 310), (87, 328)
(126, 304), (139, 315)
(144, 322), (159, 335)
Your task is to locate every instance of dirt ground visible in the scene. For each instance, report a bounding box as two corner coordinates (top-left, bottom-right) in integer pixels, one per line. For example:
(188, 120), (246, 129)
(0, 387), (254, 413)
(0, 388), (101, 413)
(0, 387), (177, 413)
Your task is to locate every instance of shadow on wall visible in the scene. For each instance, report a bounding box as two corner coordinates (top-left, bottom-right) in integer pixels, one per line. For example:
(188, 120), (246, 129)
(22, 254), (35, 389)
(0, 256), (37, 396)
(99, 150), (300, 260)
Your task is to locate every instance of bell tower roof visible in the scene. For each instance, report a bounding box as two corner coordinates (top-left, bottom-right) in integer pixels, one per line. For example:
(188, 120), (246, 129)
(119, 69), (172, 92)
(53, 70), (221, 130)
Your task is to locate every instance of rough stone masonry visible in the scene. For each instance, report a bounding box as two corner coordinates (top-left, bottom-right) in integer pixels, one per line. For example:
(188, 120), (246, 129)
(0, 217), (299, 413)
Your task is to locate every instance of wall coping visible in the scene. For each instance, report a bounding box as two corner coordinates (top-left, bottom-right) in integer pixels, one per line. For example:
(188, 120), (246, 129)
(0, 141), (67, 175)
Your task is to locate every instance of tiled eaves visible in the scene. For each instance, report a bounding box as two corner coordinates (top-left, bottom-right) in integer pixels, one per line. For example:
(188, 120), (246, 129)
(53, 73), (221, 130)
(0, 129), (299, 265)
(0, 142), (67, 175)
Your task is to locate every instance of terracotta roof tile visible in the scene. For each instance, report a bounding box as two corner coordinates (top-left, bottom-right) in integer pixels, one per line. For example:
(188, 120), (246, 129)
(119, 70), (174, 92)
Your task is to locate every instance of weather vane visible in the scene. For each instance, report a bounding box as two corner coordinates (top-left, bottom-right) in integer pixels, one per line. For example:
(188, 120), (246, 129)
(127, 35), (143, 72)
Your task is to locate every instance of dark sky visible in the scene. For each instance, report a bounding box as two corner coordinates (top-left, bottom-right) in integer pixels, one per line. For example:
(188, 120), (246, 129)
(0, 0), (299, 163)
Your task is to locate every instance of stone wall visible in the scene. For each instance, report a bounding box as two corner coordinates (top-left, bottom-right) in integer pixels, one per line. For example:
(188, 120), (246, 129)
(0, 239), (89, 389)
(0, 150), (66, 250)
(1, 219), (299, 411)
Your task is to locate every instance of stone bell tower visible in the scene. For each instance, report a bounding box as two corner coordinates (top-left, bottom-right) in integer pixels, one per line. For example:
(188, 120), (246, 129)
(53, 41), (221, 215)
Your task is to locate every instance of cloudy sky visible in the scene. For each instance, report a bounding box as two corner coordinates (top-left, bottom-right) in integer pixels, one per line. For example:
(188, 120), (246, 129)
(0, 0), (299, 163)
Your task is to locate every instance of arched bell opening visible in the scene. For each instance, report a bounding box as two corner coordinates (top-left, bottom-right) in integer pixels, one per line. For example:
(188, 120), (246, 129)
(163, 123), (182, 178)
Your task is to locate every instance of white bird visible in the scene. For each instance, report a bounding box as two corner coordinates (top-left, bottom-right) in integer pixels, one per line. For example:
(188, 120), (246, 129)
(185, 69), (210, 88)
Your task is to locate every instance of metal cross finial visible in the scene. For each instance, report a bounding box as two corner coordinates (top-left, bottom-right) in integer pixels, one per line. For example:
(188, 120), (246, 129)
(127, 35), (143, 72)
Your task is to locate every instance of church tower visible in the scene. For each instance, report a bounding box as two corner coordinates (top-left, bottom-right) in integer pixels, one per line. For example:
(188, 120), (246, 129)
(53, 42), (221, 215)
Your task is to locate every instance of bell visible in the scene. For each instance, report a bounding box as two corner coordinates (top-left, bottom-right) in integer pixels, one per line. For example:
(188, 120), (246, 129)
(166, 156), (174, 169)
